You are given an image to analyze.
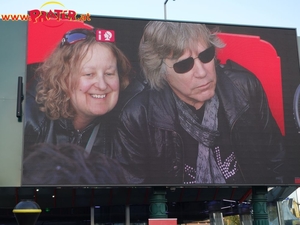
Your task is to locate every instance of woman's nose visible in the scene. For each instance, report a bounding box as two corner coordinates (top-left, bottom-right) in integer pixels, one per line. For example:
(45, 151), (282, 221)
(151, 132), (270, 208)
(94, 75), (108, 90)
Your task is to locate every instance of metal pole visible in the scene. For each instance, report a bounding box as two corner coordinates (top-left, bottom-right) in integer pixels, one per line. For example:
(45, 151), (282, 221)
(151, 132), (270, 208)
(164, 0), (168, 20)
(125, 205), (130, 225)
(276, 201), (284, 225)
(90, 206), (94, 225)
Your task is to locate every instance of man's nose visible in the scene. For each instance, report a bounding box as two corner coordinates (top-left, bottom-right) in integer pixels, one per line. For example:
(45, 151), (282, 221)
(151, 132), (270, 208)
(193, 58), (207, 78)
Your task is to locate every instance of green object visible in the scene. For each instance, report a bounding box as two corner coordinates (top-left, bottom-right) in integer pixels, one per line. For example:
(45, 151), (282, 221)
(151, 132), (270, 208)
(149, 188), (168, 218)
(252, 186), (268, 225)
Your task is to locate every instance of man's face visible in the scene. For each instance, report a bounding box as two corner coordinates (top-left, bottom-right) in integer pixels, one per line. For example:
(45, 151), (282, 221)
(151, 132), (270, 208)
(164, 42), (217, 110)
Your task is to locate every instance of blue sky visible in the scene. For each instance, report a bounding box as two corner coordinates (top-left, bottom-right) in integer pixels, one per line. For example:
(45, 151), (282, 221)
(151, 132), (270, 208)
(1, 0), (300, 35)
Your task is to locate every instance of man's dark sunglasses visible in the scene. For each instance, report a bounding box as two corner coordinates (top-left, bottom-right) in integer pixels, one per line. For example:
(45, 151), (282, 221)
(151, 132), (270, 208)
(168, 46), (215, 74)
(60, 28), (95, 47)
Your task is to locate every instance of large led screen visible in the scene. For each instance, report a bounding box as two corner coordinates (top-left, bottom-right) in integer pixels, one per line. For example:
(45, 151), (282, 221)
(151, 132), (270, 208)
(23, 15), (300, 186)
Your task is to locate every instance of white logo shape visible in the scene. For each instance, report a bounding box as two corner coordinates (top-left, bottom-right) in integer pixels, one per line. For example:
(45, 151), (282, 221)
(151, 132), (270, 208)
(104, 31), (112, 41)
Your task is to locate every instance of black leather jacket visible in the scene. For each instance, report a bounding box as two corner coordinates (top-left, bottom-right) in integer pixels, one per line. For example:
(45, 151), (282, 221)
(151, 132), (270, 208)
(24, 81), (112, 159)
(113, 60), (285, 185)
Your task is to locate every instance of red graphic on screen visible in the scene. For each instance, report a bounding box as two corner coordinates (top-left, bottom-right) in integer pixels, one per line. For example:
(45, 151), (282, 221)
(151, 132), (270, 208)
(27, 20), (93, 64)
(217, 33), (285, 135)
(96, 29), (115, 42)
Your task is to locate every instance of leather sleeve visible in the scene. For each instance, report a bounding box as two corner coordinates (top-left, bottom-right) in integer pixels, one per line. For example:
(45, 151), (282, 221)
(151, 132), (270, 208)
(24, 87), (47, 155)
(113, 98), (151, 183)
(112, 79), (151, 184)
(222, 60), (286, 184)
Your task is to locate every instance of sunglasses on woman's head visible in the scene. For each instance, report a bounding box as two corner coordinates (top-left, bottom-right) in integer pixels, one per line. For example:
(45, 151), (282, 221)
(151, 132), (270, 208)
(166, 46), (215, 74)
(60, 29), (95, 47)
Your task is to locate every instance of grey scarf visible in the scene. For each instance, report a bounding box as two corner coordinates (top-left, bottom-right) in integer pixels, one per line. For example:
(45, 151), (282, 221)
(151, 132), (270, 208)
(173, 93), (226, 184)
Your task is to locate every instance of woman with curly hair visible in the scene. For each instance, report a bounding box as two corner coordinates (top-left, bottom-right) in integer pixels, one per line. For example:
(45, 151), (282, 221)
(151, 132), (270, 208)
(24, 28), (131, 160)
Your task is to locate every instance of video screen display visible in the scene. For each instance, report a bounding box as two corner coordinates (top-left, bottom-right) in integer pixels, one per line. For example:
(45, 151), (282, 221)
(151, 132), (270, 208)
(23, 15), (300, 186)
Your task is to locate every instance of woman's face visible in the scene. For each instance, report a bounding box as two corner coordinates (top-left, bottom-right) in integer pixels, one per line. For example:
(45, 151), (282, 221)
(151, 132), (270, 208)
(71, 44), (120, 124)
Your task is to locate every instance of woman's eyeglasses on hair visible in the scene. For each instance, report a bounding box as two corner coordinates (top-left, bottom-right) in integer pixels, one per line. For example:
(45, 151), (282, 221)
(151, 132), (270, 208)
(165, 46), (215, 74)
(60, 28), (95, 47)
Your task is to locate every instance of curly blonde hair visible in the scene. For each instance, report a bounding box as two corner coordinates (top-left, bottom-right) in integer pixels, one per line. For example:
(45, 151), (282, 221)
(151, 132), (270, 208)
(35, 30), (131, 120)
